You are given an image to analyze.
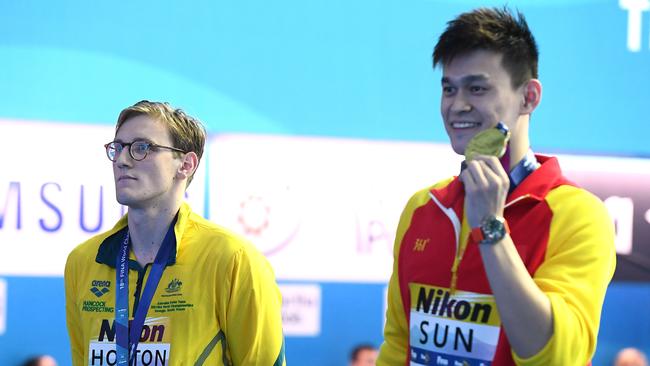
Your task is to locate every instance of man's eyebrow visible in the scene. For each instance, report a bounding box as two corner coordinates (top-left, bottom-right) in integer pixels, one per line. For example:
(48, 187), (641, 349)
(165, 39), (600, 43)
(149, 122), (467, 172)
(112, 137), (153, 143)
(441, 74), (490, 84)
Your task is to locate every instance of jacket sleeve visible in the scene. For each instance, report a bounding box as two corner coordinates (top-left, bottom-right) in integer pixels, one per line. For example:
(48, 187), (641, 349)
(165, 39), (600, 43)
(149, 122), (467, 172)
(377, 250), (409, 366)
(378, 187), (436, 366)
(513, 186), (616, 366)
(65, 250), (84, 366)
(223, 244), (286, 366)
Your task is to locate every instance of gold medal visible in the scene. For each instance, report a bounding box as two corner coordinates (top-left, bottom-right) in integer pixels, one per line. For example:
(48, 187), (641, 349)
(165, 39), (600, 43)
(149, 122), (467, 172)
(464, 123), (510, 161)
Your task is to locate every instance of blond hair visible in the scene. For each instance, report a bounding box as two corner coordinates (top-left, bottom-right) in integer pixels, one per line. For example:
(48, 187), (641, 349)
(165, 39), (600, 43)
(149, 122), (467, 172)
(116, 100), (206, 186)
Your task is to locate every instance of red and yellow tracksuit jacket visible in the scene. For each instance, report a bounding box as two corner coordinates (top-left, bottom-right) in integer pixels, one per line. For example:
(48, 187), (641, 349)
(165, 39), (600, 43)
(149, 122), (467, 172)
(378, 155), (616, 366)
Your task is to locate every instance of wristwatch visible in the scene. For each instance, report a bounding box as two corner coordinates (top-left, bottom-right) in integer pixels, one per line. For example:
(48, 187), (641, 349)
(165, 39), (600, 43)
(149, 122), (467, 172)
(471, 215), (510, 245)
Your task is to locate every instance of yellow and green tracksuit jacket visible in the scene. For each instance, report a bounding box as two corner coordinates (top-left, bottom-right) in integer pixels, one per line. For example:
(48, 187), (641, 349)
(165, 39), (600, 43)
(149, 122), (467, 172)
(65, 202), (286, 366)
(378, 155), (616, 366)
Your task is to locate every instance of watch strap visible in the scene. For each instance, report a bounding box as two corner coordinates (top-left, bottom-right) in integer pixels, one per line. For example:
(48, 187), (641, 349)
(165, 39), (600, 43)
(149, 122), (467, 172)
(471, 217), (510, 244)
(471, 226), (485, 243)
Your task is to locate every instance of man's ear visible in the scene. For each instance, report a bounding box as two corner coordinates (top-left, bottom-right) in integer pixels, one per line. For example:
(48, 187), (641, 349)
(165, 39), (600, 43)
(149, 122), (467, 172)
(521, 79), (542, 114)
(177, 152), (199, 180)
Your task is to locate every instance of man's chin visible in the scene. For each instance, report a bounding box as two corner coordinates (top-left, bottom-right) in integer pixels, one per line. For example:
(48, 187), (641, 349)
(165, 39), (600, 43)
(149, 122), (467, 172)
(450, 142), (466, 156)
(116, 194), (137, 208)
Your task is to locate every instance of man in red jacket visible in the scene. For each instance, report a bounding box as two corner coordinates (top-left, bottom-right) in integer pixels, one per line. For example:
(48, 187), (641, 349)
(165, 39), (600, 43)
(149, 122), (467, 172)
(377, 7), (616, 366)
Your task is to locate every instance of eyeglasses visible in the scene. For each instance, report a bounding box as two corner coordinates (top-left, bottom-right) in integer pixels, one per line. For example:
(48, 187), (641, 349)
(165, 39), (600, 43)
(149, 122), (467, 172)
(104, 140), (187, 162)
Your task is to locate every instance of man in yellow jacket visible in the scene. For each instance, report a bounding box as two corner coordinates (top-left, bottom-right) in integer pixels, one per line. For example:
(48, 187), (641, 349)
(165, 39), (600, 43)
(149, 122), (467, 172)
(65, 100), (285, 365)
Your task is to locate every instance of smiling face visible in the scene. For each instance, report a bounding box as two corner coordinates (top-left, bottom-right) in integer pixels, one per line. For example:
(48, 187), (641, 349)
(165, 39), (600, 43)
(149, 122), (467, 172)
(441, 50), (529, 157)
(112, 115), (184, 209)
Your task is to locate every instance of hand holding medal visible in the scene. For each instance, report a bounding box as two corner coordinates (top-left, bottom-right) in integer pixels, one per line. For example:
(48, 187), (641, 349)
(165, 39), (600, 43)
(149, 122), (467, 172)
(461, 122), (511, 229)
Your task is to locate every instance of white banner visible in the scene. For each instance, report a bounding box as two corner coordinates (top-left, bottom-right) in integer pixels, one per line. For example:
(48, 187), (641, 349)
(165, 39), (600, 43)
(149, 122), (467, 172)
(280, 284), (322, 336)
(2, 121), (648, 280)
(0, 120), (205, 276)
(208, 134), (462, 282)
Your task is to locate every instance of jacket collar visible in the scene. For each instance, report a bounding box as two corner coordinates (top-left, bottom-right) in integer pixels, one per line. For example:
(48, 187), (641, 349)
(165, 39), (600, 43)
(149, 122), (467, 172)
(95, 202), (193, 268)
(508, 149), (539, 192)
(509, 154), (573, 202)
(430, 154), (572, 210)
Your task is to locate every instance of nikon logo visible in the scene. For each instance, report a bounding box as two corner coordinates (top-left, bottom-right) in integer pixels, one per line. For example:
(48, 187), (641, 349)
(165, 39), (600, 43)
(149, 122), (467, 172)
(98, 319), (165, 343)
(416, 287), (492, 324)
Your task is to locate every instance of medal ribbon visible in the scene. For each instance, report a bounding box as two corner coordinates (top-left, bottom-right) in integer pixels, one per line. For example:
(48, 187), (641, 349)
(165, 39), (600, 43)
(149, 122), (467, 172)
(115, 217), (177, 365)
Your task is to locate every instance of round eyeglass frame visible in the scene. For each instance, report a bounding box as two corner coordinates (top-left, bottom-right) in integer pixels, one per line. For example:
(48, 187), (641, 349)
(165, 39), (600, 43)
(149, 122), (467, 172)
(104, 140), (188, 162)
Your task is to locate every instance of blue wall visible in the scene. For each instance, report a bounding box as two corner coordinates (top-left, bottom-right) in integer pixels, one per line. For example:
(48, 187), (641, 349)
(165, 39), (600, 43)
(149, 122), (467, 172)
(2, 0), (649, 156)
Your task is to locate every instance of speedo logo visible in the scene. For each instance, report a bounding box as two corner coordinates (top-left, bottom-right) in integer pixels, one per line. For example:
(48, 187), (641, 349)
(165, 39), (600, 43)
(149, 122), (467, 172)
(415, 287), (492, 324)
(90, 280), (111, 297)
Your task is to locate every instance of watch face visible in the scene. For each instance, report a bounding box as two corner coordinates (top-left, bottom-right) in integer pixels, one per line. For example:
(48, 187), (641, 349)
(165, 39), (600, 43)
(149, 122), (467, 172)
(482, 216), (505, 243)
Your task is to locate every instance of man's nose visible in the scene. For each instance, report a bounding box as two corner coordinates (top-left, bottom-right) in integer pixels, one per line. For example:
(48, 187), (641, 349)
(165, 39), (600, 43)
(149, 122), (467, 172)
(115, 146), (134, 167)
(449, 92), (472, 113)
